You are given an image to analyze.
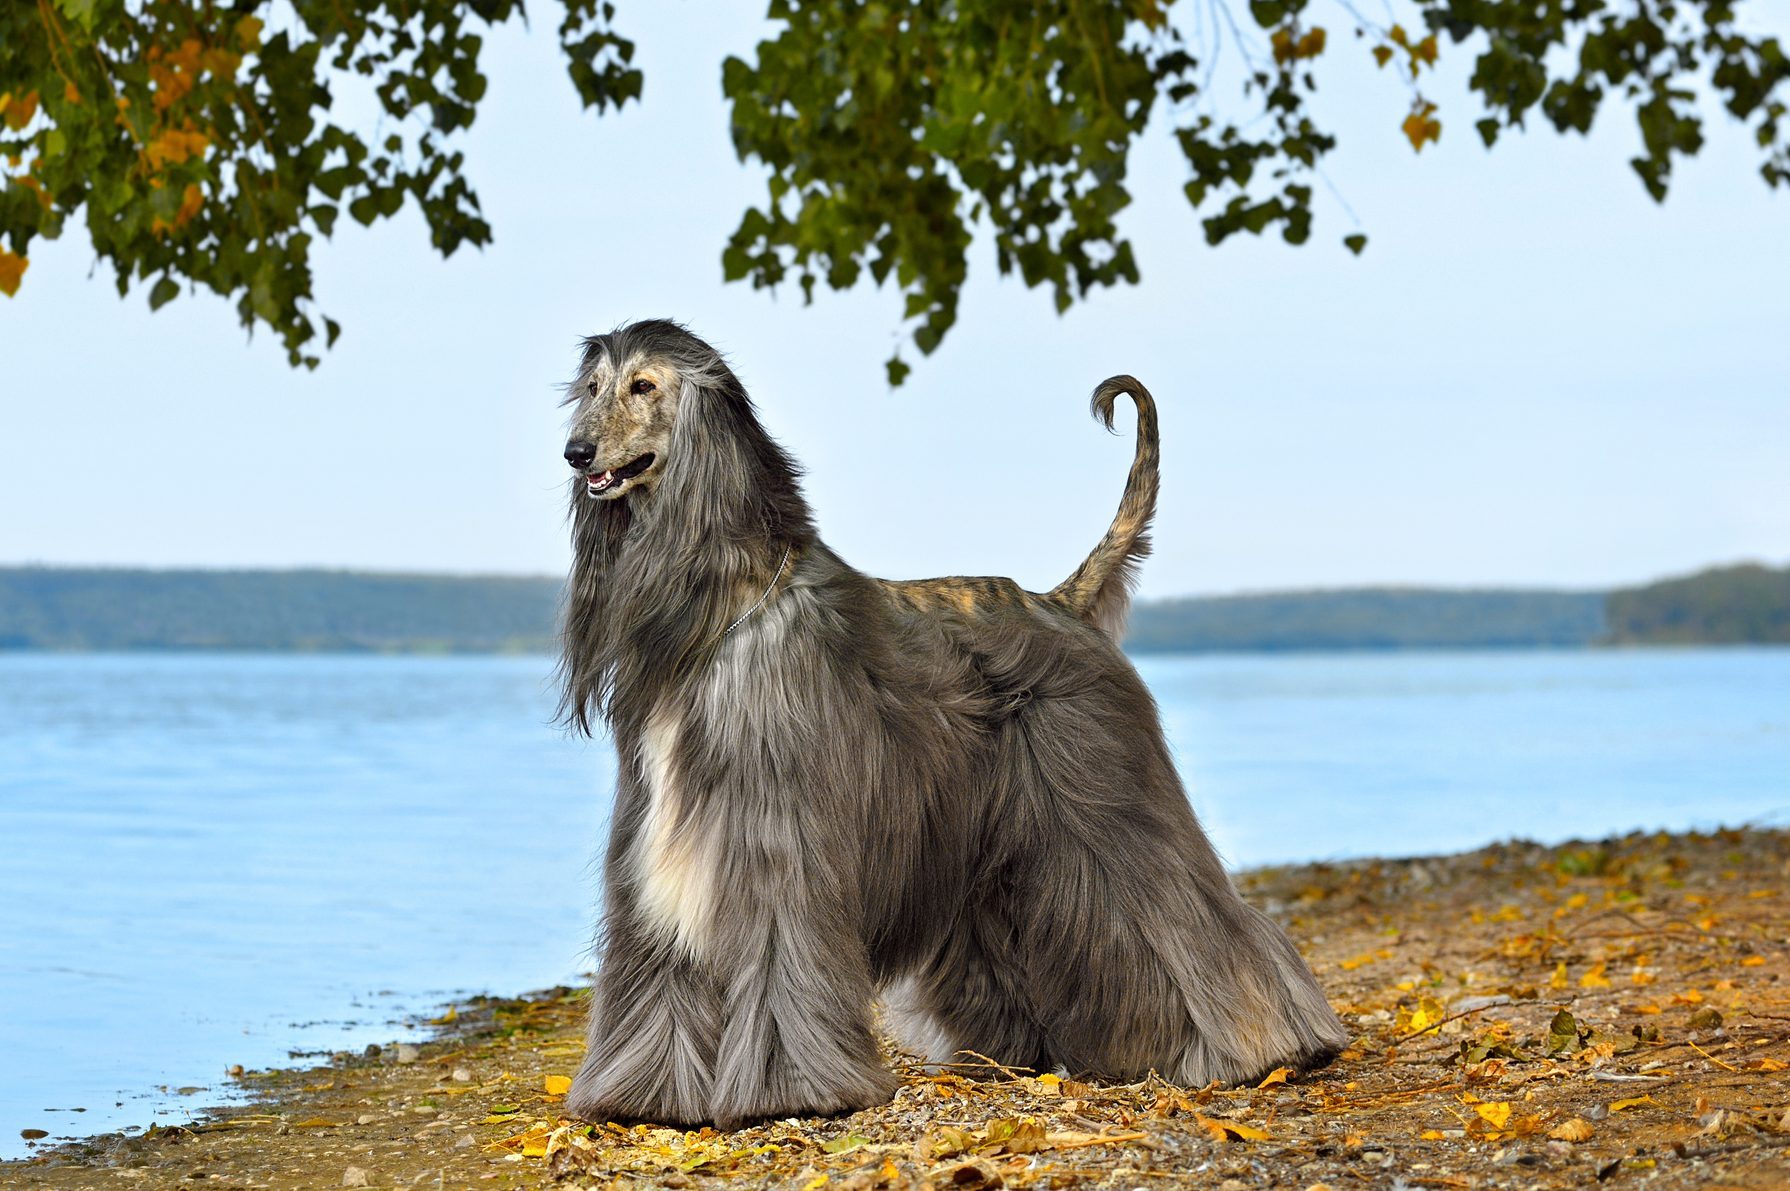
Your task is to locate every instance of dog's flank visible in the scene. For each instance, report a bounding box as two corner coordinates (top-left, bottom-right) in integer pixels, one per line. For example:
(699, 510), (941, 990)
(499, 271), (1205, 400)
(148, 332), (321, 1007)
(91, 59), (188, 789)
(557, 321), (1346, 1131)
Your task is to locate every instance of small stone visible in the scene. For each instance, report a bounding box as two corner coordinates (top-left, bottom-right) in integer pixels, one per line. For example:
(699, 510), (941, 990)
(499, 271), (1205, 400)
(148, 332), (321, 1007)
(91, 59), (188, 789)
(1689, 1007), (1723, 1031)
(1583, 1102), (1610, 1121)
(358, 1114), (379, 1126)
(454, 1134), (476, 1149)
(342, 1166), (370, 1188)
(451, 1068), (472, 1083)
(364, 1044), (382, 1058)
(1219, 1181), (1248, 1191)
(19, 1129), (48, 1141)
(395, 1044), (420, 1065)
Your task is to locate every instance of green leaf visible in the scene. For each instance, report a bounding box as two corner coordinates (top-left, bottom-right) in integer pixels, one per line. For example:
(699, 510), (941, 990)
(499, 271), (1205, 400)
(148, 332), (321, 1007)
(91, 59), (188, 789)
(149, 277), (180, 311)
(1343, 233), (1367, 255)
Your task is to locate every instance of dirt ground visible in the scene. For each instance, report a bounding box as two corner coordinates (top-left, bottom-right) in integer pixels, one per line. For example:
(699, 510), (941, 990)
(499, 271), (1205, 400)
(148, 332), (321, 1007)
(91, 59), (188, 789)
(8, 827), (1788, 1189)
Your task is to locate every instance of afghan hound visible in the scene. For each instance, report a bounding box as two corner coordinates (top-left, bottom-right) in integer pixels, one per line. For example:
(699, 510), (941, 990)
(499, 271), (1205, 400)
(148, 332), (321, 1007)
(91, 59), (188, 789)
(556, 320), (1347, 1130)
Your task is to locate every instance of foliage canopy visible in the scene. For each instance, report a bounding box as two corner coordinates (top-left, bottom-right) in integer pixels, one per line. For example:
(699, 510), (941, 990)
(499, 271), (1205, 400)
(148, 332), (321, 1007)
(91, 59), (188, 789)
(2, 0), (1784, 378)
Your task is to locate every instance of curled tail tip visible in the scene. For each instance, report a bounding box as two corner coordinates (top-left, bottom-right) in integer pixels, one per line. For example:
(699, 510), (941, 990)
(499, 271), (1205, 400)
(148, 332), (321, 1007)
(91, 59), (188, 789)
(1089, 374), (1153, 433)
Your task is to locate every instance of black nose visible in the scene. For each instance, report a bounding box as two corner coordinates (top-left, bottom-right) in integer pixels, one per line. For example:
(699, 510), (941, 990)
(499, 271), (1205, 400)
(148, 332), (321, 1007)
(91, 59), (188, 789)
(564, 440), (596, 470)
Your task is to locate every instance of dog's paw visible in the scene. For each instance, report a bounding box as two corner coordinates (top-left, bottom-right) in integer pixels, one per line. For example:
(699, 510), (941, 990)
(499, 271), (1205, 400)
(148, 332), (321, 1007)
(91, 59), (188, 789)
(565, 1071), (707, 1130)
(709, 1063), (899, 1132)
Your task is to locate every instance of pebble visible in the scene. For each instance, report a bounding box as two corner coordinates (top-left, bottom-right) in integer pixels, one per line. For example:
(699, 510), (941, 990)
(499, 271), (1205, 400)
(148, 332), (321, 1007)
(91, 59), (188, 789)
(358, 1113), (379, 1125)
(1583, 1103), (1610, 1121)
(396, 1044), (420, 1065)
(342, 1166), (370, 1187)
(451, 1067), (472, 1082)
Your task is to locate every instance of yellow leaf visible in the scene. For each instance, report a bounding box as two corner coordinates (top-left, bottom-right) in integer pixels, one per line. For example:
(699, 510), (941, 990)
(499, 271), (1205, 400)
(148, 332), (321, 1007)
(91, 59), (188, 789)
(543, 1074), (572, 1096)
(429, 1005), (457, 1025)
(1256, 1066), (1292, 1089)
(1749, 1058), (1787, 1072)
(3, 90), (37, 131)
(235, 14), (265, 51)
(802, 1179), (829, 1191)
(1194, 1113), (1269, 1142)
(1579, 962), (1612, 989)
(1420, 1129), (1445, 1140)
(1036, 1072), (1061, 1094)
(1741, 956), (1765, 967)
(0, 249), (25, 297)
(1398, 996), (1447, 1034)
(1401, 101), (1441, 153)
(1549, 1118), (1595, 1142)
(291, 1117), (340, 1128)
(1610, 1095), (1657, 1112)
(1549, 962), (1568, 990)
(1475, 1102), (1512, 1129)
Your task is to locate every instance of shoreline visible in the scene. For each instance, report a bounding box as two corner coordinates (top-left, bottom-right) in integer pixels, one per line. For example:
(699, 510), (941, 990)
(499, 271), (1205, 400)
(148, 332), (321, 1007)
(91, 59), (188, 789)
(8, 827), (1789, 1188)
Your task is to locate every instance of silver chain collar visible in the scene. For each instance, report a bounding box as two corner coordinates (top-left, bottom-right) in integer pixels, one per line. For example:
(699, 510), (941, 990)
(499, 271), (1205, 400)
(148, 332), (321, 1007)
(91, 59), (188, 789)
(722, 544), (792, 638)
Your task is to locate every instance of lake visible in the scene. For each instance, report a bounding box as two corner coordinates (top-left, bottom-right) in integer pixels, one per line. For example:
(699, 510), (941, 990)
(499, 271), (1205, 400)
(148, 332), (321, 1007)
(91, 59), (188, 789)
(2, 649), (1786, 1156)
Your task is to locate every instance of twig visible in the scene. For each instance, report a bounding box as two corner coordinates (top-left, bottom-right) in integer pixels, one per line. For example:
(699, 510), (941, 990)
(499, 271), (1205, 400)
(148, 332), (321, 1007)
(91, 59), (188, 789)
(1686, 1040), (1740, 1072)
(1588, 1071), (1668, 1083)
(946, 1051), (1036, 1081)
(1394, 999), (1513, 1041)
(1048, 1131), (1150, 1150)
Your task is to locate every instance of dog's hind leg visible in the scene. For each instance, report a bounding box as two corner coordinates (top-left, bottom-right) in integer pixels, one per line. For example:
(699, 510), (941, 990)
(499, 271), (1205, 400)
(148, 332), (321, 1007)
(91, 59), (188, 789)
(883, 893), (1052, 1075)
(1000, 689), (1348, 1086)
(567, 923), (720, 1128)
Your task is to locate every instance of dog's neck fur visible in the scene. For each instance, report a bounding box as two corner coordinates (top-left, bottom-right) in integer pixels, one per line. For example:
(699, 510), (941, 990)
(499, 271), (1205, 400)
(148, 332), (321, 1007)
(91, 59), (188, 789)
(559, 373), (815, 736)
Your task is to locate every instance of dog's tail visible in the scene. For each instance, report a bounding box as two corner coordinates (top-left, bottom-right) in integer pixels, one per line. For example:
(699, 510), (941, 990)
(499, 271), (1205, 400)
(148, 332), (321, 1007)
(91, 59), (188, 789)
(1050, 375), (1160, 641)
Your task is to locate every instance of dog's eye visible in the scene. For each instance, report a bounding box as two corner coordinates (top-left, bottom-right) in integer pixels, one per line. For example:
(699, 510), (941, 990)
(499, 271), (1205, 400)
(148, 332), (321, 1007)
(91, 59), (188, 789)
(630, 378), (657, 396)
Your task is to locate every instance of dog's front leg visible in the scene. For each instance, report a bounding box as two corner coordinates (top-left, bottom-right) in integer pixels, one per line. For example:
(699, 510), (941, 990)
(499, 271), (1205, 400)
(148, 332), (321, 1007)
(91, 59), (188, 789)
(567, 921), (719, 1128)
(706, 837), (897, 1130)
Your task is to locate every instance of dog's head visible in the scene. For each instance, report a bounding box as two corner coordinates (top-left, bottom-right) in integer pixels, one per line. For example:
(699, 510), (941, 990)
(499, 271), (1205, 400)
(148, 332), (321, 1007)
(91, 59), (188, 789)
(562, 319), (723, 502)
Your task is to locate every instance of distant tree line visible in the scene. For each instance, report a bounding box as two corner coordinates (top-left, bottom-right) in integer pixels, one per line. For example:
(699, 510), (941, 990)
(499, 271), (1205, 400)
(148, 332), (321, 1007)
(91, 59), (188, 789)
(0, 562), (1783, 654)
(0, 568), (561, 653)
(1603, 563), (1790, 645)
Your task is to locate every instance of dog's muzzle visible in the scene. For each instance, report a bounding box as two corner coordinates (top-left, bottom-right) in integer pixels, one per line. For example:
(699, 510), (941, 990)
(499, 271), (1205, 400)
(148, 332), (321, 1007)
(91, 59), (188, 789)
(585, 453), (656, 498)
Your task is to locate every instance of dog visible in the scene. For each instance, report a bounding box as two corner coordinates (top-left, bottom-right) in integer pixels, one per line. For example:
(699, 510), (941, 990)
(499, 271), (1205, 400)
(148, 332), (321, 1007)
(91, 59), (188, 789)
(556, 319), (1347, 1130)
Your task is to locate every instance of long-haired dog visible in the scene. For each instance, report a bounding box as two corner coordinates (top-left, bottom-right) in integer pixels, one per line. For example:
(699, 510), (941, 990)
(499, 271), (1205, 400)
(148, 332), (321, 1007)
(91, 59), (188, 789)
(557, 320), (1347, 1130)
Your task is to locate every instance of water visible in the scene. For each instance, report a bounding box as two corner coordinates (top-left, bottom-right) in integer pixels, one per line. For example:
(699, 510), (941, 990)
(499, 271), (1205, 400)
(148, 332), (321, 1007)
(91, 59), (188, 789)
(2, 649), (1786, 1156)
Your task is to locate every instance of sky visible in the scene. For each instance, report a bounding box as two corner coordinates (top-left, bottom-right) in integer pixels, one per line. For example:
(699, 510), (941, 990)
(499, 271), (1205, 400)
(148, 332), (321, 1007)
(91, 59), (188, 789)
(2, 3), (1786, 600)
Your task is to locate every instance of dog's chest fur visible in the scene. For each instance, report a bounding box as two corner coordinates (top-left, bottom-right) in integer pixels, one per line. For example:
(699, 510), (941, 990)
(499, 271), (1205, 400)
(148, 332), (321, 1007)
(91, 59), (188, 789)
(628, 602), (793, 958)
(631, 703), (716, 957)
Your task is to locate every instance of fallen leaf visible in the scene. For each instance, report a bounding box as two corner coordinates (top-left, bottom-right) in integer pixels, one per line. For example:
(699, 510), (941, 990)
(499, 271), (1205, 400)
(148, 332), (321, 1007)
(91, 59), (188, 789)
(291, 1117), (340, 1128)
(821, 1132), (871, 1154)
(1550, 1118), (1595, 1142)
(1546, 1008), (1582, 1055)
(1579, 961), (1612, 989)
(1475, 1101), (1512, 1129)
(543, 1074), (572, 1096)
(1195, 1113), (1269, 1142)
(1257, 1066), (1292, 1089)
(429, 1006), (458, 1025)
(1609, 1095), (1658, 1112)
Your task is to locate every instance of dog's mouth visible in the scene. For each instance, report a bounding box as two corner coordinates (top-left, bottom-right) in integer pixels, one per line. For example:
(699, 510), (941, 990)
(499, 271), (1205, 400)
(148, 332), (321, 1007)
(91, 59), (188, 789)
(586, 453), (656, 498)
